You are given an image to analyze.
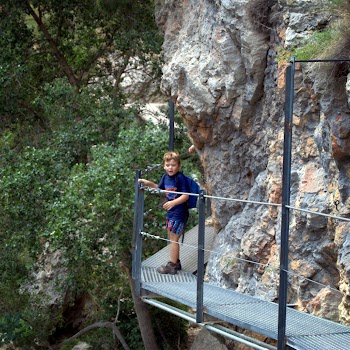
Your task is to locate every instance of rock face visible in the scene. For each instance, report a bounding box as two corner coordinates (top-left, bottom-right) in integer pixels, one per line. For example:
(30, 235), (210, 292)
(190, 327), (228, 350)
(155, 0), (350, 324)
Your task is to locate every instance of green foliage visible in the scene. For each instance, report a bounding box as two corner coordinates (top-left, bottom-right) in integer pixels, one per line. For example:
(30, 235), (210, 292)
(45, 122), (169, 289)
(0, 314), (32, 345)
(291, 0), (350, 80)
(327, 0), (348, 7)
(0, 0), (163, 148)
(2, 0), (162, 86)
(277, 1), (350, 63)
(0, 1), (196, 348)
(151, 300), (189, 350)
(0, 147), (63, 257)
(292, 29), (337, 60)
(0, 115), (191, 348)
(0, 110), (198, 349)
(0, 298), (59, 348)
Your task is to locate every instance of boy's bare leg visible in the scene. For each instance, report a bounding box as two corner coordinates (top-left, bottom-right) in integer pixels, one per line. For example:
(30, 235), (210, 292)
(168, 230), (180, 263)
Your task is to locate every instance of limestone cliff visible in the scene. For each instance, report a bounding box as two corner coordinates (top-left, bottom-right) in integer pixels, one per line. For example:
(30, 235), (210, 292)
(155, 0), (350, 324)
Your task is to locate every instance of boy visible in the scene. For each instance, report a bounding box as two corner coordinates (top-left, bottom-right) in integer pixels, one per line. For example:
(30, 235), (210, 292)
(139, 151), (189, 274)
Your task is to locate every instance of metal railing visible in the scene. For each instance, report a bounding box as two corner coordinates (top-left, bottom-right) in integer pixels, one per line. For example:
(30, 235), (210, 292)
(132, 57), (350, 350)
(132, 171), (208, 323)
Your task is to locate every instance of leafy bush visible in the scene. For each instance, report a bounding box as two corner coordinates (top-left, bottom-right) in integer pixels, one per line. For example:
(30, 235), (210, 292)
(0, 314), (31, 345)
(0, 1), (196, 346)
(292, 29), (336, 60)
(0, 106), (198, 348)
(292, 0), (350, 80)
(247, 0), (277, 36)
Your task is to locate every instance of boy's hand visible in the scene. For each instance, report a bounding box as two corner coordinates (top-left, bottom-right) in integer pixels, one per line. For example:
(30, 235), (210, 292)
(188, 144), (196, 154)
(163, 201), (175, 211)
(138, 178), (145, 189)
(138, 178), (157, 189)
(138, 178), (150, 185)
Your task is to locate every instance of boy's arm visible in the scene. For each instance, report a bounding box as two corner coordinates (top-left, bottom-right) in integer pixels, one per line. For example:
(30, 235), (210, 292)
(163, 172), (189, 210)
(138, 178), (158, 188)
(163, 194), (189, 211)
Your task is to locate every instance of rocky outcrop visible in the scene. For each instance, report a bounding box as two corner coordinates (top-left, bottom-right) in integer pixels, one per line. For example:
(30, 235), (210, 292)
(190, 327), (227, 350)
(155, 0), (350, 324)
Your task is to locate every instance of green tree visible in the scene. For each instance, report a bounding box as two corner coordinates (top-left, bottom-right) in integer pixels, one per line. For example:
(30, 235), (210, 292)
(0, 0), (162, 145)
(0, 116), (168, 348)
(1, 0), (162, 90)
(0, 1), (198, 348)
(0, 91), (196, 348)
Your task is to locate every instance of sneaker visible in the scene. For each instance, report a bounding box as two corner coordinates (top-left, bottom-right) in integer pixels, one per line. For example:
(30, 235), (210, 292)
(157, 261), (177, 275)
(175, 259), (182, 271)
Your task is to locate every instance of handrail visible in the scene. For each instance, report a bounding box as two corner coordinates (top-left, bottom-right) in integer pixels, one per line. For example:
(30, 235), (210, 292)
(278, 57), (295, 350)
(196, 189), (206, 323)
(143, 298), (277, 350)
(132, 170), (144, 297)
(132, 57), (350, 349)
(133, 175), (207, 322)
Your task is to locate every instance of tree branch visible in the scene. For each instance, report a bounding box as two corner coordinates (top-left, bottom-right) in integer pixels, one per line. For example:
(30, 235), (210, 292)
(113, 52), (132, 96)
(114, 288), (123, 324)
(79, 27), (119, 85)
(54, 321), (130, 350)
(24, 1), (80, 89)
(121, 260), (160, 350)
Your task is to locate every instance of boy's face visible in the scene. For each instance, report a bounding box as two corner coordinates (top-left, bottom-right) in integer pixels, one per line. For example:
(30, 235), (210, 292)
(163, 159), (180, 176)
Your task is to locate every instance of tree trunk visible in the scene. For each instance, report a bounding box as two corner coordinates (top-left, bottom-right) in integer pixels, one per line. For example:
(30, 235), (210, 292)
(54, 321), (130, 350)
(123, 262), (160, 350)
(24, 1), (80, 89)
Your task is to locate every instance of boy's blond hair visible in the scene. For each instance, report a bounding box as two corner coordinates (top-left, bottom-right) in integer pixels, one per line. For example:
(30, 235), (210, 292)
(163, 151), (181, 165)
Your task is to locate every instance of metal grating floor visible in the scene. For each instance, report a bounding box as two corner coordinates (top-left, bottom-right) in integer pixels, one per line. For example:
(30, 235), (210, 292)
(141, 271), (350, 350)
(142, 223), (216, 272)
(140, 227), (350, 350)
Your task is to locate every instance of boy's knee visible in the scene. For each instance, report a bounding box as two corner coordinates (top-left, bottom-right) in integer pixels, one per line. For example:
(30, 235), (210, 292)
(169, 231), (181, 242)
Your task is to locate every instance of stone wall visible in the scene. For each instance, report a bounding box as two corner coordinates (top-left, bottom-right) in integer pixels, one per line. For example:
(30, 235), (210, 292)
(155, 0), (350, 324)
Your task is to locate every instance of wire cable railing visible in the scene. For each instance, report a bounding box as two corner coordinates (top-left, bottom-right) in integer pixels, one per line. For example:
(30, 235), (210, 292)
(132, 57), (350, 350)
(134, 176), (350, 349)
(140, 231), (269, 269)
(143, 185), (350, 222)
(286, 204), (350, 222)
(140, 230), (346, 297)
(145, 187), (349, 312)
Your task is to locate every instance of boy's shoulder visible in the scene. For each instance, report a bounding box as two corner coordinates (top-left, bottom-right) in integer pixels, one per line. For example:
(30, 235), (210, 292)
(174, 171), (187, 182)
(161, 171), (185, 179)
(160, 172), (187, 185)
(175, 171), (185, 177)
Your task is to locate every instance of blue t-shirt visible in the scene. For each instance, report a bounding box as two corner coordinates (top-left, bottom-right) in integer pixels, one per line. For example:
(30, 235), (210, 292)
(158, 172), (189, 221)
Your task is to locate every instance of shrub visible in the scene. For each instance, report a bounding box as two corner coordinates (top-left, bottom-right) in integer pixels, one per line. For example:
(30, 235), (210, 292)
(247, 0), (277, 36)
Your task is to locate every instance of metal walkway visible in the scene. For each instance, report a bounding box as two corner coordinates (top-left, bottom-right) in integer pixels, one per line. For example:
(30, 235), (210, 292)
(141, 223), (216, 273)
(139, 225), (350, 350)
(133, 59), (350, 349)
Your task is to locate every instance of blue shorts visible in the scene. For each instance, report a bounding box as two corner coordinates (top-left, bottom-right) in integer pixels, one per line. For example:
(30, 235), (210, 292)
(166, 219), (186, 235)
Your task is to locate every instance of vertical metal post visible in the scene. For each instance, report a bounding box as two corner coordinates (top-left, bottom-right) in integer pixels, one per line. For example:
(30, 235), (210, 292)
(169, 100), (175, 151)
(278, 58), (295, 350)
(196, 189), (206, 323)
(132, 170), (144, 297)
(132, 170), (141, 279)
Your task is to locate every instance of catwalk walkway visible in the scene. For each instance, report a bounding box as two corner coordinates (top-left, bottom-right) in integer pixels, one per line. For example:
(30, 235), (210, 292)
(139, 224), (350, 350)
(133, 58), (350, 349)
